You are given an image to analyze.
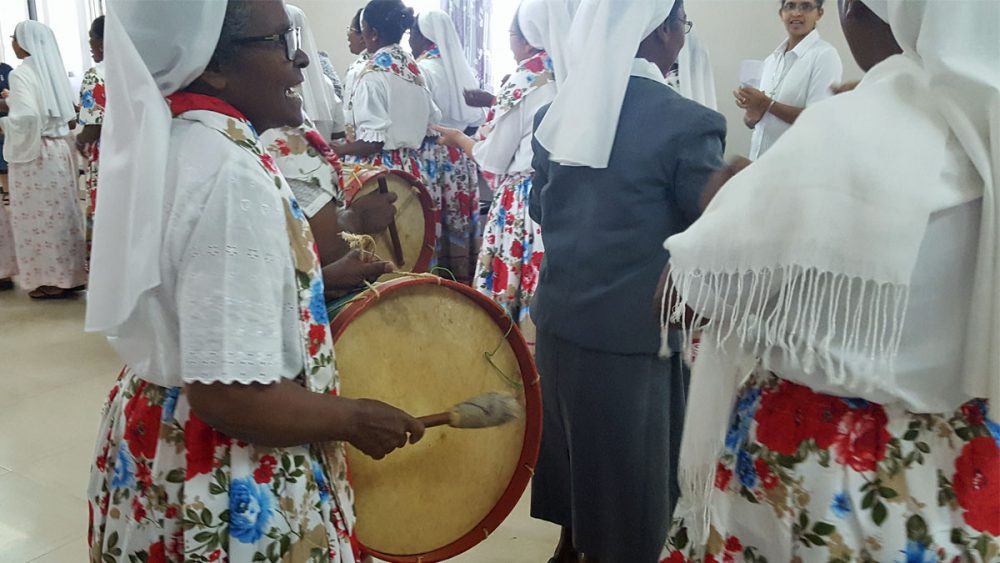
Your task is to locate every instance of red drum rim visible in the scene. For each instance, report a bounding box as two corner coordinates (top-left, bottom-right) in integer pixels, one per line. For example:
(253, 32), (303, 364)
(329, 276), (542, 562)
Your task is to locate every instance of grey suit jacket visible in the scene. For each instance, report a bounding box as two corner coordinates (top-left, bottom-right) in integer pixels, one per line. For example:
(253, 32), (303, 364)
(529, 76), (726, 355)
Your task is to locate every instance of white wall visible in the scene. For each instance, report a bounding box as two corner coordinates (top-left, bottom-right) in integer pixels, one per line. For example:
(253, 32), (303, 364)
(296, 0), (373, 78)
(686, 0), (862, 157)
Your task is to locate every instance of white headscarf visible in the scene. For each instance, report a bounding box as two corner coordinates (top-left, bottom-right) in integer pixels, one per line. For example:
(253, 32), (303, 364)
(287, 4), (335, 127)
(416, 9), (483, 128)
(13, 21), (75, 123)
(664, 0), (999, 544)
(860, 0), (889, 23)
(86, 0), (228, 335)
(676, 30), (717, 110)
(516, 0), (574, 86)
(893, 0), (1000, 422)
(535, 0), (676, 169)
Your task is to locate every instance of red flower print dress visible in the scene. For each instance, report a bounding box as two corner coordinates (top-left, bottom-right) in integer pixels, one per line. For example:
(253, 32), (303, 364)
(473, 51), (553, 348)
(87, 95), (357, 563)
(77, 63), (105, 260)
(661, 371), (1000, 563)
(342, 44), (428, 197)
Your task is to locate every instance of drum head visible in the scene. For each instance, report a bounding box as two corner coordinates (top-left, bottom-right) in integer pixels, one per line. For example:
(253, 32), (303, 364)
(352, 170), (436, 273)
(330, 277), (541, 562)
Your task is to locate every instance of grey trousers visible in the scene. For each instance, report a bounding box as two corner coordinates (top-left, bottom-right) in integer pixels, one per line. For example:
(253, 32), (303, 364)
(530, 331), (690, 563)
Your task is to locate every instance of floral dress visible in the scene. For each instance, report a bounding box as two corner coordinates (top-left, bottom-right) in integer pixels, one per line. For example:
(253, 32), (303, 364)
(473, 51), (553, 346)
(88, 94), (357, 563)
(661, 371), (1000, 563)
(78, 63), (105, 256)
(343, 45), (427, 184)
(416, 46), (480, 285)
(265, 115), (346, 217)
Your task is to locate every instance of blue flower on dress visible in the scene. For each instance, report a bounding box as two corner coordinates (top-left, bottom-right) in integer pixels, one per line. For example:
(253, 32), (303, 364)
(444, 161), (453, 174)
(736, 449), (757, 489)
(289, 197), (306, 221)
(843, 398), (871, 409)
(111, 446), (135, 490)
(374, 52), (393, 69)
(831, 492), (852, 518)
(309, 277), (330, 326)
(725, 388), (761, 453)
(496, 206), (507, 227)
(81, 90), (95, 110)
(425, 159), (438, 179)
(312, 461), (331, 502)
(161, 387), (181, 423)
(543, 57), (554, 72)
(986, 418), (1000, 450)
(525, 74), (535, 85)
(229, 477), (274, 544)
(901, 541), (936, 563)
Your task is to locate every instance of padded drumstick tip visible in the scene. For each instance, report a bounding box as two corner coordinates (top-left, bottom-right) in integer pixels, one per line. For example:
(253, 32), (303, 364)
(450, 392), (522, 429)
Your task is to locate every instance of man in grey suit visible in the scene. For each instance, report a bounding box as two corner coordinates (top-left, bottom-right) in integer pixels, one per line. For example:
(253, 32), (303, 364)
(528, 1), (726, 561)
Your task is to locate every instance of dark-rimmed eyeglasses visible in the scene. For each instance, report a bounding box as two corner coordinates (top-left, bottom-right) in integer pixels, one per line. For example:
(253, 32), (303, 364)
(674, 17), (694, 35)
(232, 27), (302, 61)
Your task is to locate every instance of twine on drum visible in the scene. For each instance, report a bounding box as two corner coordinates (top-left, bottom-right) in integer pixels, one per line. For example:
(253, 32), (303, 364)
(339, 232), (527, 391)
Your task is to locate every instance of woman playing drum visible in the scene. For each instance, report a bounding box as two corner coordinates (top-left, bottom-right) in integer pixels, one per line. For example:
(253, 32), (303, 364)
(86, 1), (424, 560)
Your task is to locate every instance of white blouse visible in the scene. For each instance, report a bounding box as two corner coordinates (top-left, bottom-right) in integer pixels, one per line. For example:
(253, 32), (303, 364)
(749, 30), (842, 161)
(346, 69), (440, 150)
(108, 118), (303, 388)
(472, 81), (555, 176)
(0, 58), (71, 163)
(343, 53), (368, 109)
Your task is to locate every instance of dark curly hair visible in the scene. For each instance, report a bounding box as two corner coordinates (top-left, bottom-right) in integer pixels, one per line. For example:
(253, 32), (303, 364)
(363, 0), (415, 45)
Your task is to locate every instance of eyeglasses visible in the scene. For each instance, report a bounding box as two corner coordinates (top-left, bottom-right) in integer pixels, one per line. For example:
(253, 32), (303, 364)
(673, 17), (694, 34)
(781, 2), (818, 13)
(232, 27), (302, 61)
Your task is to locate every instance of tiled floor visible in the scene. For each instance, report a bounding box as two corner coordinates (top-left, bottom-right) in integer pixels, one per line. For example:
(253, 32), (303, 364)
(0, 288), (558, 562)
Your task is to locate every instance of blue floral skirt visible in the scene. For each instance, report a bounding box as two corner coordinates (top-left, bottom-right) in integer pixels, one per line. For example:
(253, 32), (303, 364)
(88, 369), (358, 563)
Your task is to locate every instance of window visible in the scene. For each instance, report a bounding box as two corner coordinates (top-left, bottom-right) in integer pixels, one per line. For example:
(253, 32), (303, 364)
(0, 0), (29, 66)
(35, 0), (97, 94)
(487, 0), (518, 91)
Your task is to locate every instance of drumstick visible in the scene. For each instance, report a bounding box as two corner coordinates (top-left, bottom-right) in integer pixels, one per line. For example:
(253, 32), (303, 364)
(377, 177), (405, 267)
(418, 392), (523, 429)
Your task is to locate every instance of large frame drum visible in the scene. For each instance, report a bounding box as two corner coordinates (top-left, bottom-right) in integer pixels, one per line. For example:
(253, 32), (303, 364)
(328, 277), (541, 562)
(344, 167), (436, 273)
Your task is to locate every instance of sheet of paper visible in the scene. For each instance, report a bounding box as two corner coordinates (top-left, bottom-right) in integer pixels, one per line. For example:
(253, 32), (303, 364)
(739, 60), (764, 89)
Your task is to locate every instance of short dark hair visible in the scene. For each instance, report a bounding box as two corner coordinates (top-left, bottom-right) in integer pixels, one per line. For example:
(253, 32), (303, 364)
(208, 1), (252, 70)
(362, 0), (415, 45)
(90, 16), (105, 40)
(351, 8), (364, 33)
(780, 0), (825, 7)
